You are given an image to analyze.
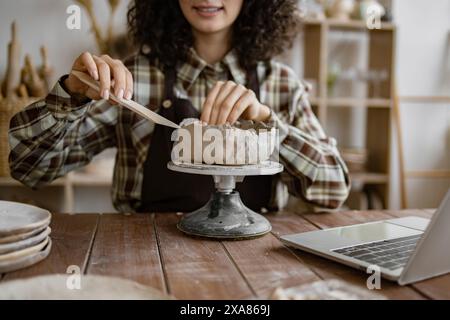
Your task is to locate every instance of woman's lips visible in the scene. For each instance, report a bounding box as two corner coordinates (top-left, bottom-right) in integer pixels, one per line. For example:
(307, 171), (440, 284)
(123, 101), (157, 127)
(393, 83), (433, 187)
(193, 6), (224, 17)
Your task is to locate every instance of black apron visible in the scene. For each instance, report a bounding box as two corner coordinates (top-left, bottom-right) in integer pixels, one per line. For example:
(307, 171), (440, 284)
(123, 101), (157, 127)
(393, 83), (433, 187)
(139, 66), (272, 213)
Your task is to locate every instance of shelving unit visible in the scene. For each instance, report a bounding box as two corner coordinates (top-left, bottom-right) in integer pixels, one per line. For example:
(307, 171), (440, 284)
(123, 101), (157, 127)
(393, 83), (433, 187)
(302, 18), (396, 208)
(310, 97), (391, 108)
(0, 171), (112, 212)
(303, 17), (395, 30)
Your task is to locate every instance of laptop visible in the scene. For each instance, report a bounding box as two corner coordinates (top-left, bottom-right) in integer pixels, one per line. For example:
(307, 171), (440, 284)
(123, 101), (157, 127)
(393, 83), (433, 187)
(280, 189), (450, 285)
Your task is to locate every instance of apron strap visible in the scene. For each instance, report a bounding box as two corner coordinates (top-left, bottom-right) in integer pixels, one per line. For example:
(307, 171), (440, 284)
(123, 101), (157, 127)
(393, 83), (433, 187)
(163, 67), (177, 100)
(246, 67), (260, 100)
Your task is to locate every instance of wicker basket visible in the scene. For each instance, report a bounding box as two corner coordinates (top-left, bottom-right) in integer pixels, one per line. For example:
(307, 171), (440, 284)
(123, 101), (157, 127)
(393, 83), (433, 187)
(0, 98), (39, 177)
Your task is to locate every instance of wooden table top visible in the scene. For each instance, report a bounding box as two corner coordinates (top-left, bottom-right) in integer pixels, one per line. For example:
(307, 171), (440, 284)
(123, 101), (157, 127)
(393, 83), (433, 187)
(1, 208), (448, 300)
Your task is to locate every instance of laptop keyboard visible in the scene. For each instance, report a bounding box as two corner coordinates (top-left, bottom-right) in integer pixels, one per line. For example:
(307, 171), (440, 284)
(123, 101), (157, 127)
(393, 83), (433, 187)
(332, 234), (422, 270)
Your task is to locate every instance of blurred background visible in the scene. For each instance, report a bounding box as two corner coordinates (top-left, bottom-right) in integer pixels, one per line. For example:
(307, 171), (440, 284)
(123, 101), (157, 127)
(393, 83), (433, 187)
(0, 0), (448, 213)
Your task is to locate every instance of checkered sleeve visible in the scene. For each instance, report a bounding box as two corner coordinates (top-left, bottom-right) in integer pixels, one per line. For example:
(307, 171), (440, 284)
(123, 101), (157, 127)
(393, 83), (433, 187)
(8, 77), (117, 188)
(266, 63), (350, 209)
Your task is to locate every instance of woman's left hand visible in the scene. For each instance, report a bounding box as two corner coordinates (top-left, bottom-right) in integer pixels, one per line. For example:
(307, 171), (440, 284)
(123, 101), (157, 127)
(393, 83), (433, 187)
(200, 81), (271, 125)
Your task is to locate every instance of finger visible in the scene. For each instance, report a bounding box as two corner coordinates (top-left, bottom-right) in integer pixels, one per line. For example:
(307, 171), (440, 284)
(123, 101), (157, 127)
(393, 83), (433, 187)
(209, 81), (236, 125)
(79, 52), (99, 80)
(100, 55), (127, 99)
(227, 90), (255, 124)
(201, 81), (223, 123)
(216, 84), (247, 125)
(85, 87), (117, 104)
(125, 70), (134, 100)
(84, 87), (102, 101)
(93, 55), (111, 100)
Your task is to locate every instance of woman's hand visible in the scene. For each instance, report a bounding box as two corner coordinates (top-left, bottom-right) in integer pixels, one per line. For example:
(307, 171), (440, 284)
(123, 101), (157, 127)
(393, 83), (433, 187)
(200, 81), (271, 125)
(64, 52), (133, 103)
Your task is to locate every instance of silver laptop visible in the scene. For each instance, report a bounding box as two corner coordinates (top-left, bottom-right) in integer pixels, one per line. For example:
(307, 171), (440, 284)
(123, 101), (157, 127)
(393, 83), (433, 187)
(281, 189), (450, 285)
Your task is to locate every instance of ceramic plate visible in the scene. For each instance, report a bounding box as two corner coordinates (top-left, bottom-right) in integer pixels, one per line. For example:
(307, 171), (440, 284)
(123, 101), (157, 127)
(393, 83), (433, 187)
(0, 236), (49, 263)
(0, 227), (51, 255)
(0, 224), (48, 244)
(0, 273), (173, 300)
(0, 238), (51, 273)
(0, 201), (51, 237)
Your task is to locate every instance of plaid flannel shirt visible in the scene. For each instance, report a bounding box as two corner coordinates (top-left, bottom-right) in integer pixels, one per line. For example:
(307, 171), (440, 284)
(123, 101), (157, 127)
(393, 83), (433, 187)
(9, 48), (349, 212)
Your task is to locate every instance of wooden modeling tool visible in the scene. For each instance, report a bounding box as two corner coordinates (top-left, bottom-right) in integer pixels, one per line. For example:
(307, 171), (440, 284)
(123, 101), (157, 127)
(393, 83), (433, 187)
(71, 70), (180, 129)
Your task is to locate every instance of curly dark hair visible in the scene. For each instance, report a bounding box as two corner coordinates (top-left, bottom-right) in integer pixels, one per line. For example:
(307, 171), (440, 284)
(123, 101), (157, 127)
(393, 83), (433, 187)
(127, 0), (301, 70)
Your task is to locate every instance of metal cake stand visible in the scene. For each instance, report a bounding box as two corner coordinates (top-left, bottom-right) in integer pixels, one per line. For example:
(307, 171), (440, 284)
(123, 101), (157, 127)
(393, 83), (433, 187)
(167, 161), (283, 239)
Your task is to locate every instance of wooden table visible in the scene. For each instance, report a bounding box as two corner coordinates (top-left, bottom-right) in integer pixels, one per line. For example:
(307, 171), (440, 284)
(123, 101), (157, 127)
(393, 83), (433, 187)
(1, 208), (448, 300)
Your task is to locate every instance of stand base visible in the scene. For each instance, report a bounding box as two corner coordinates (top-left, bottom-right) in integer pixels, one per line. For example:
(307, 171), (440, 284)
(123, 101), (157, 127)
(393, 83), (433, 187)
(177, 191), (272, 239)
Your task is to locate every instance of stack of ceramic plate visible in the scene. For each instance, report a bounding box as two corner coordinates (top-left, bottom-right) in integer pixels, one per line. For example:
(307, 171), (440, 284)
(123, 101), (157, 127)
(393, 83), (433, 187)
(0, 201), (52, 273)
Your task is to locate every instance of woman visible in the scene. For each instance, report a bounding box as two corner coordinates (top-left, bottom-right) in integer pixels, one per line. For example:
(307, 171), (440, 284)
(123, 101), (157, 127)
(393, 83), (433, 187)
(9, 0), (349, 213)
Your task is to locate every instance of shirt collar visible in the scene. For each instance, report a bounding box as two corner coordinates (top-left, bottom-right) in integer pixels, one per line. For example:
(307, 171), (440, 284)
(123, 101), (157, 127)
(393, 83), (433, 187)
(177, 48), (247, 91)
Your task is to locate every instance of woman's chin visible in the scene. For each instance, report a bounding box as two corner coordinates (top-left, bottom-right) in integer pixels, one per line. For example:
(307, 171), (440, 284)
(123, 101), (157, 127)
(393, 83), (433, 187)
(192, 22), (229, 35)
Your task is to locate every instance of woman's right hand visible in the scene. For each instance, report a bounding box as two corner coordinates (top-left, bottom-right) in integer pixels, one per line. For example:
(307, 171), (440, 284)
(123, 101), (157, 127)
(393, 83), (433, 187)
(64, 52), (134, 102)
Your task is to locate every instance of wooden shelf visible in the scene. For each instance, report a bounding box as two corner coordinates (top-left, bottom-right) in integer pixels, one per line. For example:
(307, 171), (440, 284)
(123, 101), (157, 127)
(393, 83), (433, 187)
(350, 172), (389, 184)
(69, 172), (112, 186)
(328, 97), (391, 108)
(0, 171), (112, 213)
(399, 96), (450, 104)
(0, 172), (112, 187)
(405, 170), (450, 179)
(310, 97), (391, 108)
(303, 18), (395, 31)
(0, 176), (67, 186)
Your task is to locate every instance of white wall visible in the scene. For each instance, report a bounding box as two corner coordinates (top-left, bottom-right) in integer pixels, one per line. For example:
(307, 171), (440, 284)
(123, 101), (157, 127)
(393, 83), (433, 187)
(394, 0), (450, 96)
(391, 0), (450, 208)
(0, 0), (130, 84)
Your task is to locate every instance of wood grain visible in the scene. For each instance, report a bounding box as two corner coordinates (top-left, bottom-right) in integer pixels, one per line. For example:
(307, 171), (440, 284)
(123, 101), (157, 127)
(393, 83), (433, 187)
(222, 232), (321, 299)
(154, 213), (253, 300)
(268, 210), (426, 300)
(86, 213), (166, 293)
(1, 210), (447, 299)
(2, 213), (98, 281)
